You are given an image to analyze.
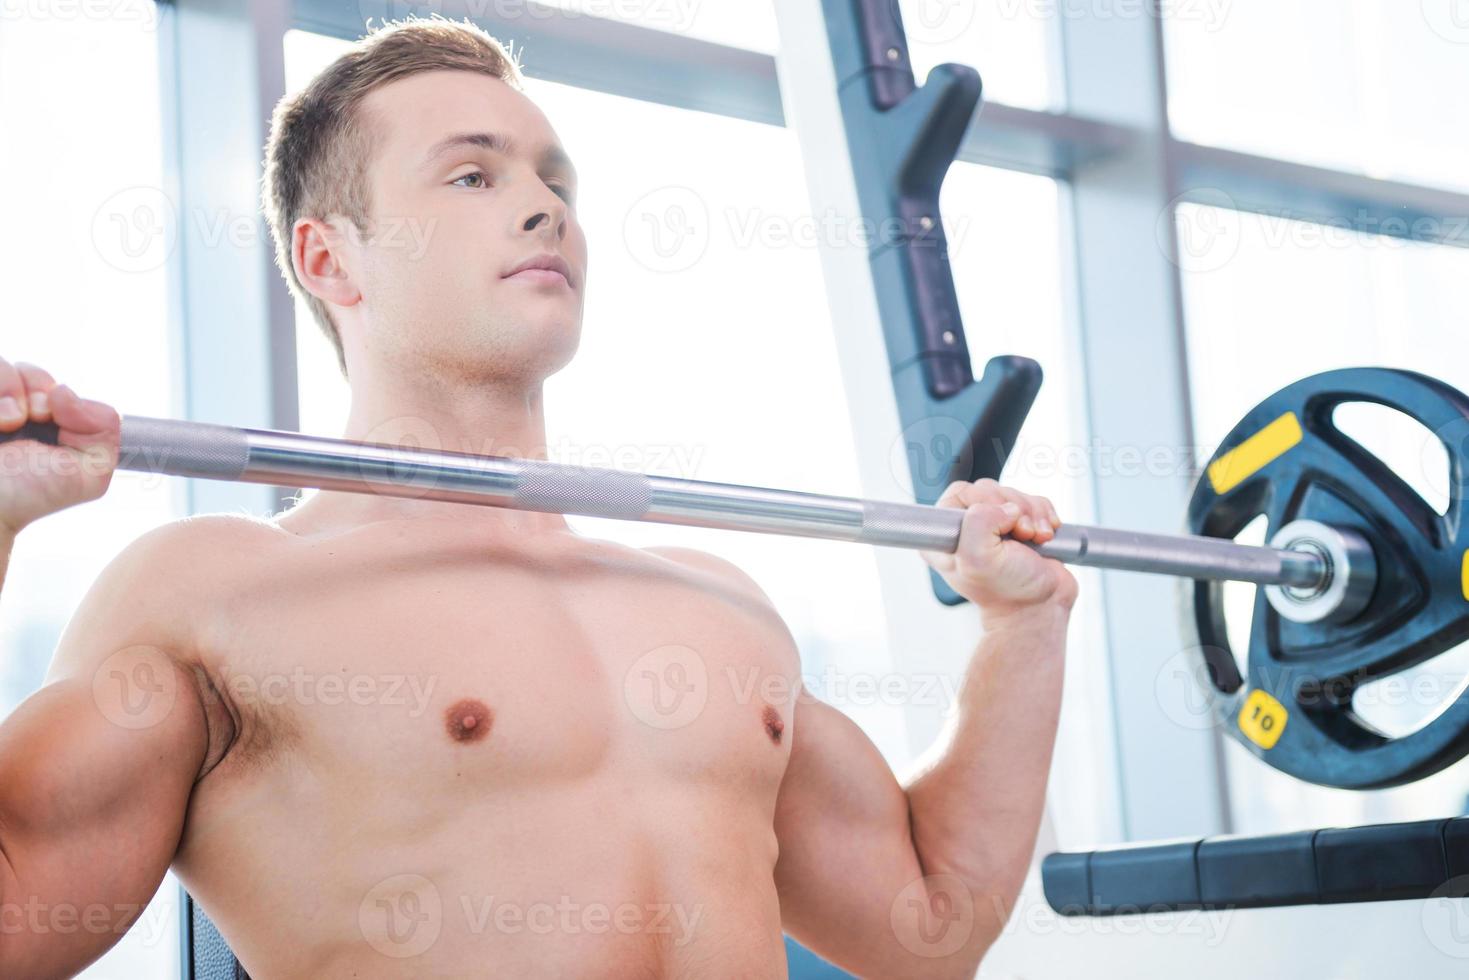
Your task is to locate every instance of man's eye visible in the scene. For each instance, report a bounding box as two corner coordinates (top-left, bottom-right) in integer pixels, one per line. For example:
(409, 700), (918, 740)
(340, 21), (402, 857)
(549, 183), (575, 203)
(452, 171), (489, 189)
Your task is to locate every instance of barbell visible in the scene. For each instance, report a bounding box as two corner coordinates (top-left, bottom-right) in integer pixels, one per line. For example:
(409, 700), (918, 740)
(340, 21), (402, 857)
(4, 366), (1468, 791)
(6, 408), (1355, 608)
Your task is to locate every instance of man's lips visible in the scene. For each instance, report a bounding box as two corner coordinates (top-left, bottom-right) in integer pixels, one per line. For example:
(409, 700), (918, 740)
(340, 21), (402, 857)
(504, 253), (573, 288)
(506, 267), (570, 287)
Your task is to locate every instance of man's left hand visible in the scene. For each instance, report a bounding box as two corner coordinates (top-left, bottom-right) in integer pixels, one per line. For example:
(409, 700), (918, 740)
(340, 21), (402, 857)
(918, 478), (1079, 624)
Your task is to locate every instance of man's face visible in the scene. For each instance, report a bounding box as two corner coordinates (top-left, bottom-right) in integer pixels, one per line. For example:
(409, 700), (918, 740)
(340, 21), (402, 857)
(346, 70), (587, 384)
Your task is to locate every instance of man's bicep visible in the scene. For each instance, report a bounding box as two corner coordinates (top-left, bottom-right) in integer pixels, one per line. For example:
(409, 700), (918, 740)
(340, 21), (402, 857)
(0, 669), (207, 975)
(773, 694), (929, 974)
(0, 521), (216, 976)
(14, 517), (219, 842)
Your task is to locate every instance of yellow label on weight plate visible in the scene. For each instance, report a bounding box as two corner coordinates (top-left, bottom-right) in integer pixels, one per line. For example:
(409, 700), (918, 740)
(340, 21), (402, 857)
(1238, 689), (1289, 750)
(1462, 550), (1468, 602)
(1208, 412), (1304, 495)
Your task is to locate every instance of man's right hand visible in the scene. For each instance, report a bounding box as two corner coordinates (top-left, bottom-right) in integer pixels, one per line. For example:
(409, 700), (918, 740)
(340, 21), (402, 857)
(0, 357), (121, 536)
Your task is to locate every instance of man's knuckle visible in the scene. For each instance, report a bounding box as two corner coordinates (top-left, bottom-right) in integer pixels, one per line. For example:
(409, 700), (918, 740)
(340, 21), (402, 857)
(15, 362), (55, 386)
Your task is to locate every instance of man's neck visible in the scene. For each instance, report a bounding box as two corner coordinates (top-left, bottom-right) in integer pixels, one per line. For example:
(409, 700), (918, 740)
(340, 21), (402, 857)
(283, 372), (574, 535)
(341, 372), (555, 461)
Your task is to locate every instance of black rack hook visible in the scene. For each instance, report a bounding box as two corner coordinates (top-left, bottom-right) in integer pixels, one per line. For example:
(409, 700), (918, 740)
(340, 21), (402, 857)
(821, 0), (1044, 604)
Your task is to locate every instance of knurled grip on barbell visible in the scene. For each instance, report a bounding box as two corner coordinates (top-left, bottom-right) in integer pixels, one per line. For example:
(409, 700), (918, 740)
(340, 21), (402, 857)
(512, 461), (653, 520)
(119, 416), (249, 480)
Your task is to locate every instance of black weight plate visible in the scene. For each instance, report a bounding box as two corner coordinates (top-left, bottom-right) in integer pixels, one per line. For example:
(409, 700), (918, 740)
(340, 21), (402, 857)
(1185, 367), (1469, 789)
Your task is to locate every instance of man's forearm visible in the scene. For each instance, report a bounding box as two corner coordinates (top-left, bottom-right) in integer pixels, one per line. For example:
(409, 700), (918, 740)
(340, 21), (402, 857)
(902, 602), (1070, 969)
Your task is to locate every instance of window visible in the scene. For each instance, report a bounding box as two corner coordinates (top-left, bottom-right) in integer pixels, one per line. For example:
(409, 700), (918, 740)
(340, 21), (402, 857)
(283, 30), (356, 435)
(899, 0), (1059, 110)
(535, 0), (779, 53)
(943, 164), (1116, 847)
(1164, 0), (1469, 192)
(0, 8), (182, 980)
(1177, 203), (1469, 832)
(519, 1), (1058, 107)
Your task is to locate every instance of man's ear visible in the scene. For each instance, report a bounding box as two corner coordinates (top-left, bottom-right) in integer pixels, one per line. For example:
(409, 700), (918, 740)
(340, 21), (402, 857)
(293, 215), (361, 308)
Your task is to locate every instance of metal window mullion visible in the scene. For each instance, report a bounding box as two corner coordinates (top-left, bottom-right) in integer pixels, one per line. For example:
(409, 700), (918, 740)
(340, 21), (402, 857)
(1057, 4), (1231, 842)
(158, 0), (296, 975)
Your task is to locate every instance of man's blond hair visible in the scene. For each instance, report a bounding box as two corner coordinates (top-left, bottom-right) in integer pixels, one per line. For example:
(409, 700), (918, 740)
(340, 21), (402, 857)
(262, 16), (525, 380)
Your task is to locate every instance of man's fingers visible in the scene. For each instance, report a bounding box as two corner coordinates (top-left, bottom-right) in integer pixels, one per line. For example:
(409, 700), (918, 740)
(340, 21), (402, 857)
(933, 479), (973, 510)
(934, 480), (1062, 543)
(935, 477), (1007, 510)
(961, 501), (1020, 555)
(13, 362), (58, 422)
(999, 489), (1056, 540)
(975, 484), (1054, 542)
(51, 385), (118, 440)
(0, 356), (25, 429)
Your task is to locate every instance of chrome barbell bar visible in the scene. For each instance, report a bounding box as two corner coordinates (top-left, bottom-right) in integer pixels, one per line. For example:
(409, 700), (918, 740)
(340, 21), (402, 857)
(5, 415), (1341, 595)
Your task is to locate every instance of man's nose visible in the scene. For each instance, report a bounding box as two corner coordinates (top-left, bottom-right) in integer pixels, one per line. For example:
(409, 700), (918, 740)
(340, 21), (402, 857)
(518, 192), (568, 241)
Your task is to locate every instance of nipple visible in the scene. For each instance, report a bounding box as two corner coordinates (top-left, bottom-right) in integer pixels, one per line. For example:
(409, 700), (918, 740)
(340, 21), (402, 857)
(445, 698), (493, 744)
(761, 705), (784, 745)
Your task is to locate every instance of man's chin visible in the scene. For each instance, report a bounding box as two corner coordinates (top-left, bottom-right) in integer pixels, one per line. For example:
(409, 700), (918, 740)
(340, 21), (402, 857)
(519, 315), (582, 339)
(507, 300), (582, 333)
(512, 315), (583, 365)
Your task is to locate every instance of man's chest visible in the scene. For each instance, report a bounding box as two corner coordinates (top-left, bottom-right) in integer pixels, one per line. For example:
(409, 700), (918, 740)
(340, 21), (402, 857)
(194, 531), (801, 798)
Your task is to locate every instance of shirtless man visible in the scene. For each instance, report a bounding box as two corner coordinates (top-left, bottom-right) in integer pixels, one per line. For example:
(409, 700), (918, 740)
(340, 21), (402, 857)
(0, 18), (1076, 980)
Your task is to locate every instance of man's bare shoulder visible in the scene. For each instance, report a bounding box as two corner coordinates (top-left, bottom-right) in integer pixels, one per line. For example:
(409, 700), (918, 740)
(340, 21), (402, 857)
(642, 545), (773, 603)
(43, 513), (286, 690)
(126, 512), (291, 582)
(641, 546), (800, 640)
(116, 513), (290, 612)
(150, 510), (289, 543)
